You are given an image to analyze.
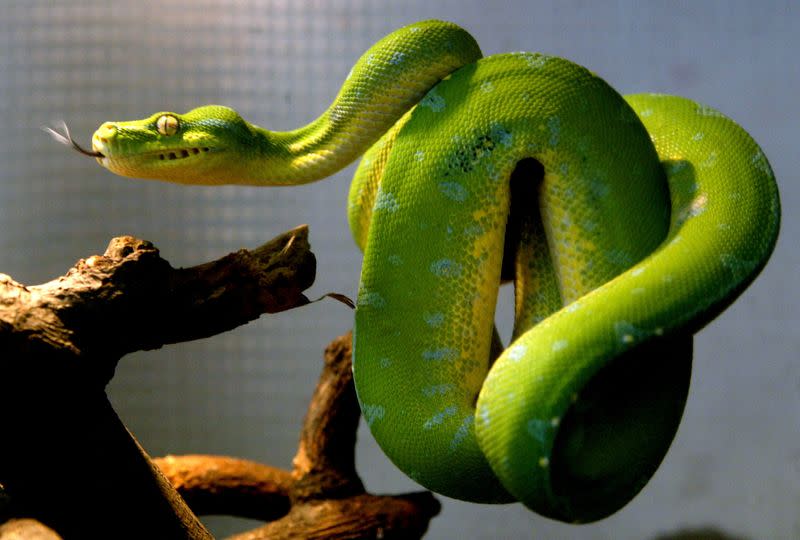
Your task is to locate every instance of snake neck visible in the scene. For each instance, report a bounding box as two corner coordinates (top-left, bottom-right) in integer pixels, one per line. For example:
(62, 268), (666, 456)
(91, 21), (481, 187)
(258, 113), (389, 185)
(238, 20), (483, 186)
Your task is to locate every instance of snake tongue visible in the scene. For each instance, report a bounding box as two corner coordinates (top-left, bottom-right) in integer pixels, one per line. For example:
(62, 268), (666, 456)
(43, 123), (104, 158)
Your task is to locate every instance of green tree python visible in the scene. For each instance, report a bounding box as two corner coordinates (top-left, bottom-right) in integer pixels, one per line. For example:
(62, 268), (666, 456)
(53, 20), (780, 523)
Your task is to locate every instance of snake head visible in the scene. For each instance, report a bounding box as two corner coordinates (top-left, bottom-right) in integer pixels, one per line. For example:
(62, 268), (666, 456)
(90, 105), (262, 184)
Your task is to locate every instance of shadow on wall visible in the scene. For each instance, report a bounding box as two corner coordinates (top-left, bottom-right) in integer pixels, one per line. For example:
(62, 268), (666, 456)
(653, 526), (750, 540)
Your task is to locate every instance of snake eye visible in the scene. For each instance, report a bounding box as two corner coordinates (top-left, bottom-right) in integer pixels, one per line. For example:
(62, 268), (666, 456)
(156, 114), (180, 136)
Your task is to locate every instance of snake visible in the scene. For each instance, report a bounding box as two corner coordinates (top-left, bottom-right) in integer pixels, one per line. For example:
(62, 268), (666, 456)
(53, 20), (780, 523)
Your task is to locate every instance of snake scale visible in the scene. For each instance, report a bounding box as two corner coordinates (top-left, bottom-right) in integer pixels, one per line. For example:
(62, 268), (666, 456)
(59, 20), (779, 522)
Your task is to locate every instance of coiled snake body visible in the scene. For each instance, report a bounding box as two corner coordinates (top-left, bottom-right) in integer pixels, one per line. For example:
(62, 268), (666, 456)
(79, 21), (779, 522)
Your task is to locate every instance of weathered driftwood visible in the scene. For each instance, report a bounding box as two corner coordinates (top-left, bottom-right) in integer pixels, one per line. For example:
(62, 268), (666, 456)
(154, 334), (440, 540)
(0, 226), (439, 539)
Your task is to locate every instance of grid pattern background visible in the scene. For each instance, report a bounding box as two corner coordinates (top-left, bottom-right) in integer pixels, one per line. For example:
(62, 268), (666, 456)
(1, 1), (797, 538)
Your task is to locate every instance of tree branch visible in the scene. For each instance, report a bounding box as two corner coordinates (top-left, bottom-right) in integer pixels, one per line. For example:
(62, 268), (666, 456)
(0, 227), (315, 539)
(152, 455), (293, 522)
(153, 334), (441, 540)
(1, 228), (440, 539)
(0, 225), (315, 382)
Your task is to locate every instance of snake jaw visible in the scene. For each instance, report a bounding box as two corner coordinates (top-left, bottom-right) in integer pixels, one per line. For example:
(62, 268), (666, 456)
(87, 119), (223, 181)
(91, 123), (113, 160)
(94, 143), (219, 180)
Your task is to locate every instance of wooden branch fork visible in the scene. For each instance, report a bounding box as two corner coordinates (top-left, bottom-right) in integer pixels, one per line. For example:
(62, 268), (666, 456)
(0, 226), (440, 539)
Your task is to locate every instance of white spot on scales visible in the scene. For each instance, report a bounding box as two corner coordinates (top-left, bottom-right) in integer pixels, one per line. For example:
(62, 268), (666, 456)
(358, 290), (386, 308)
(430, 258), (463, 278)
(421, 383), (454, 397)
(389, 51), (405, 65)
(387, 254), (403, 266)
(507, 343), (527, 362)
(422, 348), (458, 362)
(423, 405), (458, 430)
(547, 116), (560, 147)
(438, 181), (468, 202)
(527, 418), (551, 443)
(423, 312), (445, 327)
(449, 415), (473, 451)
(362, 404), (385, 426)
(374, 188), (399, 213)
(419, 87), (446, 112)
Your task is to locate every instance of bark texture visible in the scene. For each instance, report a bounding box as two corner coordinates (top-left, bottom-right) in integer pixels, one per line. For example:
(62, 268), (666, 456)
(0, 227), (439, 539)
